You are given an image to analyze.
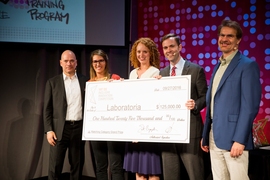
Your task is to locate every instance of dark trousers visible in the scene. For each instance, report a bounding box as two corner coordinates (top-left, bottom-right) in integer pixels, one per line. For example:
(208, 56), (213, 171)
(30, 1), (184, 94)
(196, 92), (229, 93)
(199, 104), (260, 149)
(48, 121), (85, 180)
(91, 141), (125, 180)
(161, 137), (204, 180)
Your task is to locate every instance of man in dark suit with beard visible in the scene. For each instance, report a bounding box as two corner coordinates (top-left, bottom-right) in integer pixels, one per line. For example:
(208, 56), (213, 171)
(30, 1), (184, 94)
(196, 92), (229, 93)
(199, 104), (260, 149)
(43, 50), (87, 180)
(160, 33), (207, 180)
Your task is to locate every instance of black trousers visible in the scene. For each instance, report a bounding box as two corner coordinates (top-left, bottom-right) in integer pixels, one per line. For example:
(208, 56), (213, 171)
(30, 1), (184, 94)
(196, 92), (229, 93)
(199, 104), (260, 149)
(48, 121), (85, 180)
(91, 141), (125, 180)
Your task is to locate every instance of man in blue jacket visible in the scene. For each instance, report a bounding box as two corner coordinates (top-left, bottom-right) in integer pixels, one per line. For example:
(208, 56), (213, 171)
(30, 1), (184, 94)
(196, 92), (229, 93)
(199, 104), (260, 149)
(201, 19), (261, 180)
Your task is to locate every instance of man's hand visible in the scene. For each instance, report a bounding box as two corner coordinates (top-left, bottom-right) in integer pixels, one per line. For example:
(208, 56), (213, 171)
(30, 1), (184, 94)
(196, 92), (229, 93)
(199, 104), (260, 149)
(201, 138), (209, 153)
(46, 131), (57, 146)
(185, 99), (196, 110)
(230, 142), (245, 158)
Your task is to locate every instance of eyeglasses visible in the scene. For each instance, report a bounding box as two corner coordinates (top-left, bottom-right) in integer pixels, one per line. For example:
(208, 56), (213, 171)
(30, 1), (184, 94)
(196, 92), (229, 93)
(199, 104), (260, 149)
(92, 59), (105, 64)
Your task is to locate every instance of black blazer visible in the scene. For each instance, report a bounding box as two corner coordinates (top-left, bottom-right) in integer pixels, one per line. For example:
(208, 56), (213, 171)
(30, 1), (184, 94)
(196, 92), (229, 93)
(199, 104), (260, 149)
(43, 73), (88, 140)
(160, 60), (207, 138)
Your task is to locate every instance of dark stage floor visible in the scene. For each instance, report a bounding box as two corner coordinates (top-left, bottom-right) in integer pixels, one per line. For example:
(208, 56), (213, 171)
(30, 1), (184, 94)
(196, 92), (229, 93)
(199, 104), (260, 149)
(31, 172), (135, 180)
(31, 173), (96, 180)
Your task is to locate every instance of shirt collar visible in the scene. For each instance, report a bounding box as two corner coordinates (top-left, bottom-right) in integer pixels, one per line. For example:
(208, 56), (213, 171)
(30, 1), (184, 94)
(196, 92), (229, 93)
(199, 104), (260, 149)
(171, 57), (185, 70)
(63, 72), (77, 80)
(219, 50), (238, 65)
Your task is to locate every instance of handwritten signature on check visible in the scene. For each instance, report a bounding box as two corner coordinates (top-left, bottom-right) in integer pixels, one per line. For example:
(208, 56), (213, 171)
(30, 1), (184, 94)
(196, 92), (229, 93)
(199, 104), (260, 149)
(138, 124), (158, 133)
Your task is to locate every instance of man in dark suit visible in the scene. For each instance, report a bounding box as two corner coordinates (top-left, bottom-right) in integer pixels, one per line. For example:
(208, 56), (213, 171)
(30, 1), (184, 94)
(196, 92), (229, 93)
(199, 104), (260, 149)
(201, 19), (261, 180)
(160, 33), (207, 180)
(43, 50), (87, 180)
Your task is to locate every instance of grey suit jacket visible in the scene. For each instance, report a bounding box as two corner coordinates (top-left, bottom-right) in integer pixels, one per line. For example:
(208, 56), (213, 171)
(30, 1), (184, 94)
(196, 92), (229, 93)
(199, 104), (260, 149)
(43, 73), (87, 141)
(160, 60), (207, 138)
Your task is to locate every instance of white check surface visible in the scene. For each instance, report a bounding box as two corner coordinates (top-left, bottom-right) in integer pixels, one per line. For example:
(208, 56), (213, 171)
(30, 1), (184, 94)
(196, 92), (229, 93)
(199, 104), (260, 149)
(82, 75), (191, 143)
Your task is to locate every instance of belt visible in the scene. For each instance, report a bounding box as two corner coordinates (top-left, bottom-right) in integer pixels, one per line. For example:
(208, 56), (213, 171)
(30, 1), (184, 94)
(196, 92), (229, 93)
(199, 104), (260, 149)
(65, 120), (82, 125)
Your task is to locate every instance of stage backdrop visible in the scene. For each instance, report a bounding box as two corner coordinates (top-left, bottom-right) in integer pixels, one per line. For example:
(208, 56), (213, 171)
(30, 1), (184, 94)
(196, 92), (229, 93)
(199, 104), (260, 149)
(136, 0), (270, 147)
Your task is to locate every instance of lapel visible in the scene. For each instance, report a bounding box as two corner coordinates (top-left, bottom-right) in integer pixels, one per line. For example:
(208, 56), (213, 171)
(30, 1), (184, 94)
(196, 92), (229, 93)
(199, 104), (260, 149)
(77, 74), (85, 97)
(181, 60), (189, 75)
(208, 63), (220, 93)
(216, 51), (241, 93)
(163, 66), (171, 77)
(58, 74), (67, 102)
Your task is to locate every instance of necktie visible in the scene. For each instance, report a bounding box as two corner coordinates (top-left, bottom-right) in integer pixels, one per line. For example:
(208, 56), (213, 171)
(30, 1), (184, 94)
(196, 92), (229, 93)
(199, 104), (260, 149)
(171, 66), (176, 76)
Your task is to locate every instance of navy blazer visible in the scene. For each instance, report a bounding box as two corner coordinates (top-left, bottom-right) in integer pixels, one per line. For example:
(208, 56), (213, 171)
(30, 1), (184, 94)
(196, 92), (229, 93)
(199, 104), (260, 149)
(43, 73), (87, 141)
(202, 51), (261, 150)
(160, 60), (208, 139)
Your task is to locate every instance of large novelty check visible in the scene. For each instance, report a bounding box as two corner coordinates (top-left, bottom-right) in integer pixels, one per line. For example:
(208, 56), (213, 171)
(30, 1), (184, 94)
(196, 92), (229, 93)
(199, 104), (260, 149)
(82, 75), (191, 143)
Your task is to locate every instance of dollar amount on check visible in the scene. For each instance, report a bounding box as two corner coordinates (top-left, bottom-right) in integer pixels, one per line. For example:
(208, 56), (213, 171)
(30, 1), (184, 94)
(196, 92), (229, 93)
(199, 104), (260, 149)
(82, 75), (191, 143)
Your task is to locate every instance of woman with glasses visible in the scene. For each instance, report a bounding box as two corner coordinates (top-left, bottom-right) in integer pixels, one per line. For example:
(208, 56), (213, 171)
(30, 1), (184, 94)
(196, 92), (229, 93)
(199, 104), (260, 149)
(89, 49), (125, 180)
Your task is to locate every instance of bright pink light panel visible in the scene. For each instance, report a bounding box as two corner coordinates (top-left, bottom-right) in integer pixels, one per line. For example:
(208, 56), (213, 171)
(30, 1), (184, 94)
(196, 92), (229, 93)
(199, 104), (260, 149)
(137, 0), (270, 145)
